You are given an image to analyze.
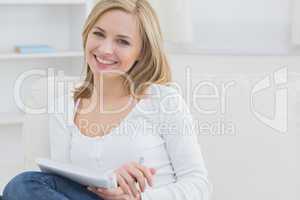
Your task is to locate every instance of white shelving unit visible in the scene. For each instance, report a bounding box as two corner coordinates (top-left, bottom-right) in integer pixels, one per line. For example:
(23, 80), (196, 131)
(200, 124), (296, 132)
(0, 0), (93, 193)
(0, 0), (92, 116)
(0, 51), (84, 60)
(0, 1), (91, 58)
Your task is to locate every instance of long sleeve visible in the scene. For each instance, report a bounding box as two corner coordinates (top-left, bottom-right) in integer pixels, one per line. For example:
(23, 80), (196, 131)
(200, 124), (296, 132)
(141, 87), (212, 200)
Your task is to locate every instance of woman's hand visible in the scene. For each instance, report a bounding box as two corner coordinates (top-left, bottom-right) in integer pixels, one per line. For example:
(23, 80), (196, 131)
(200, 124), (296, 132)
(113, 161), (156, 197)
(88, 161), (156, 199)
(88, 186), (140, 200)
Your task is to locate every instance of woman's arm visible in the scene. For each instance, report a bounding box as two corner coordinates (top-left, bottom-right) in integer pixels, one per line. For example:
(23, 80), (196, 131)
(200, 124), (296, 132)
(141, 88), (212, 200)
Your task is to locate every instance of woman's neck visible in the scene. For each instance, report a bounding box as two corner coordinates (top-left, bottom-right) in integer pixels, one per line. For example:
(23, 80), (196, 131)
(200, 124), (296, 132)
(91, 75), (130, 102)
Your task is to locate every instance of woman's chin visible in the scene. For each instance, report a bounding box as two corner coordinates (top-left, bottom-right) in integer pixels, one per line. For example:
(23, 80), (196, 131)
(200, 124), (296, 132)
(91, 67), (125, 79)
(95, 62), (115, 71)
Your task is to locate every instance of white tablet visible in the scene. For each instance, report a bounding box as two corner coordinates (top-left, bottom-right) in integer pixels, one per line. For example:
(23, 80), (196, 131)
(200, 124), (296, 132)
(36, 158), (118, 189)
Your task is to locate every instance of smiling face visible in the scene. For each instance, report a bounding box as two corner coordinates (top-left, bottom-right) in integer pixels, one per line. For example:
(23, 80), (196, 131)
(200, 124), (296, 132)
(85, 9), (143, 79)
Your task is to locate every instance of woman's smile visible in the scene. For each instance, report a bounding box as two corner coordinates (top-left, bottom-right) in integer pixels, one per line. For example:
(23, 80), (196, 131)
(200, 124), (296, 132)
(93, 54), (118, 70)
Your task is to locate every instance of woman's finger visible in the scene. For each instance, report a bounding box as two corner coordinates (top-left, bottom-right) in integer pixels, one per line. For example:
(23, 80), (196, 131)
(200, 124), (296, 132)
(87, 187), (105, 197)
(119, 167), (140, 197)
(99, 193), (131, 200)
(100, 193), (132, 200)
(116, 173), (134, 196)
(126, 164), (146, 192)
(133, 162), (155, 187)
(88, 186), (130, 200)
(96, 187), (124, 197)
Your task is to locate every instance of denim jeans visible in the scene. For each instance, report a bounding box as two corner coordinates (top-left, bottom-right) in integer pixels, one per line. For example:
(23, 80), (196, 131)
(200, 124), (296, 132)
(2, 171), (103, 200)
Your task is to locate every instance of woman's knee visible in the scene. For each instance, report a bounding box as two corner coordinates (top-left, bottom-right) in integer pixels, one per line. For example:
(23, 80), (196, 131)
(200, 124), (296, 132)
(2, 171), (44, 199)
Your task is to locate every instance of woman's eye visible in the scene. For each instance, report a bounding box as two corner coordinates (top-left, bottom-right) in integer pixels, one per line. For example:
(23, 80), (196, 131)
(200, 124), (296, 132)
(93, 32), (104, 37)
(118, 39), (130, 46)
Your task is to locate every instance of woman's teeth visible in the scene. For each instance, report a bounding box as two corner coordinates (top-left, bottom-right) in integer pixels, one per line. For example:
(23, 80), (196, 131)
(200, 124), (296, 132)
(95, 56), (116, 65)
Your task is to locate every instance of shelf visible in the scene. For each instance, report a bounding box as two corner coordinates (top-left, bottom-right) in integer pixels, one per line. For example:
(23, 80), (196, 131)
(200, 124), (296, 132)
(0, 51), (84, 60)
(0, 0), (86, 5)
(0, 112), (24, 125)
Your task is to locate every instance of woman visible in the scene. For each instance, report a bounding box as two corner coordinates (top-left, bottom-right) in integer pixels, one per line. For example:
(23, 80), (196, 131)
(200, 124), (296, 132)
(3, 0), (211, 199)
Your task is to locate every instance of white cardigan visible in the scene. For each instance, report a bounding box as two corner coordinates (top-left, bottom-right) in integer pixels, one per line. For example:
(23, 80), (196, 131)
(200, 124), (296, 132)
(49, 83), (211, 200)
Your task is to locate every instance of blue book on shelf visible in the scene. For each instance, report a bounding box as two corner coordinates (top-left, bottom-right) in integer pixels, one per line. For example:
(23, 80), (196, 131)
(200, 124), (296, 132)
(15, 45), (55, 54)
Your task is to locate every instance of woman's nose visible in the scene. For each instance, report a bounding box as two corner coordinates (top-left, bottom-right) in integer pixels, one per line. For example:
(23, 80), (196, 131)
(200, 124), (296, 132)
(98, 39), (114, 54)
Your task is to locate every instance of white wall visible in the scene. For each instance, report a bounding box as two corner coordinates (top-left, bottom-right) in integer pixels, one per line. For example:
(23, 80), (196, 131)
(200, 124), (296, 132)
(291, 0), (300, 45)
(190, 0), (290, 55)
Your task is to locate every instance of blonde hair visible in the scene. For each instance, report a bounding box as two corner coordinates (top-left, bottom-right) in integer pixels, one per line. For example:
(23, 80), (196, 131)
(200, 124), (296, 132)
(73, 0), (172, 103)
